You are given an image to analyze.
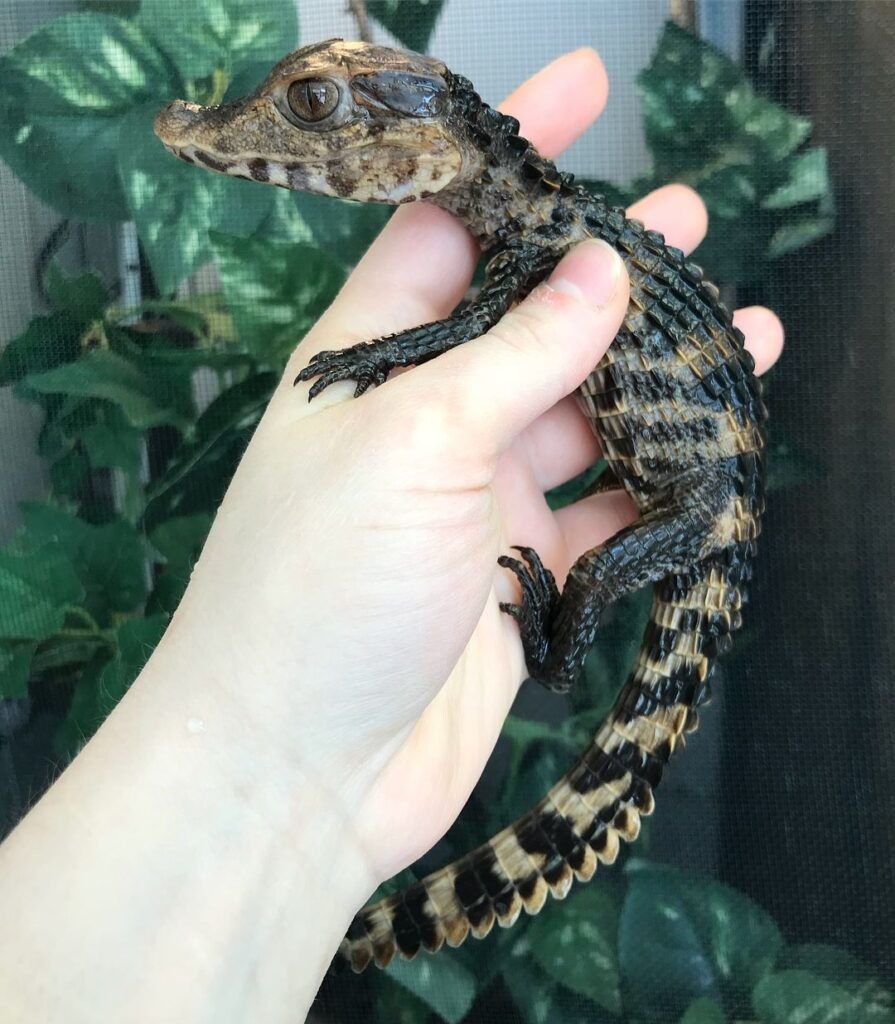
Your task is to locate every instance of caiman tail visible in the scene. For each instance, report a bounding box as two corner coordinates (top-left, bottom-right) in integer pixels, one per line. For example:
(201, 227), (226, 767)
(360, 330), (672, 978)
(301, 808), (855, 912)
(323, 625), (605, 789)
(339, 544), (753, 972)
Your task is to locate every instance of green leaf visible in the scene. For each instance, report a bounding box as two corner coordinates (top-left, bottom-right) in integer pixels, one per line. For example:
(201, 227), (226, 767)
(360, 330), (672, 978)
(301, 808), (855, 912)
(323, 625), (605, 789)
(546, 461), (606, 510)
(387, 952), (477, 1024)
(0, 642), (38, 699)
(763, 148), (831, 210)
(140, 343), (253, 372)
(45, 266), (110, 322)
(503, 956), (619, 1024)
(30, 635), (108, 678)
(18, 503), (149, 621)
(528, 884), (622, 1014)
(753, 971), (895, 1024)
(779, 946), (893, 1010)
(80, 411), (144, 474)
(211, 234), (345, 362)
(146, 513), (212, 615)
(638, 22), (742, 177)
(375, 977), (435, 1024)
(295, 193), (391, 268)
(24, 348), (190, 430)
(13, 501), (88, 553)
(0, 312), (83, 388)
(118, 104), (276, 293)
(767, 216), (834, 259)
(150, 514), (212, 570)
(35, 397), (146, 514)
(138, 0), (298, 83)
(75, 520), (149, 617)
(107, 327), (222, 413)
(680, 997), (726, 1024)
(136, 294), (238, 346)
(59, 614), (169, 752)
(0, 13), (178, 220)
(50, 449), (90, 503)
(0, 545), (84, 641)
(618, 860), (782, 1022)
(725, 86), (811, 162)
(131, 301), (213, 342)
(37, 396), (90, 461)
(640, 24), (811, 171)
(501, 714), (573, 777)
(144, 371), (276, 524)
(630, 21), (834, 284)
(692, 162), (757, 219)
(368, 0), (445, 52)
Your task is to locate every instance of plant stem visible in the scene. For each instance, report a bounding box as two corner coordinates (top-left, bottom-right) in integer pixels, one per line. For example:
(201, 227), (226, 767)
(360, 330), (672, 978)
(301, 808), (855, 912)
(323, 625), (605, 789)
(54, 629), (113, 643)
(348, 0), (372, 42)
(62, 606), (103, 635)
(209, 67), (230, 106)
(670, 0), (697, 29)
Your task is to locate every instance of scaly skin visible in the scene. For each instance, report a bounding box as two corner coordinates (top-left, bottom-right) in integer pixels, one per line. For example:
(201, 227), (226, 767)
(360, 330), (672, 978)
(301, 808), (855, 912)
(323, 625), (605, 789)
(155, 39), (767, 973)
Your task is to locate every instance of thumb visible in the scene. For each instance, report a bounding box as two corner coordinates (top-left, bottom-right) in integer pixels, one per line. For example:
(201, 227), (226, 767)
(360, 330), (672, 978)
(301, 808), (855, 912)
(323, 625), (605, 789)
(405, 238), (629, 454)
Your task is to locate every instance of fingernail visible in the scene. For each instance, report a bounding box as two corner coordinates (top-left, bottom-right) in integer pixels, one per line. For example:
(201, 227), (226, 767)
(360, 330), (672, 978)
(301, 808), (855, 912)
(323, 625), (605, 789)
(550, 239), (622, 308)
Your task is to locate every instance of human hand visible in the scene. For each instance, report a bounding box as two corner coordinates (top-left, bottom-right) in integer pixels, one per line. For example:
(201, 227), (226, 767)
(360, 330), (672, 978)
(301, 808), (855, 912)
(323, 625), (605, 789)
(157, 47), (784, 891)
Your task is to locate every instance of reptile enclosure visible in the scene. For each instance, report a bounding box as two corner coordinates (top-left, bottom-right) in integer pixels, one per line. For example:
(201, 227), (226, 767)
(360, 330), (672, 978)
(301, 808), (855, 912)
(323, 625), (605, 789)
(0, 2), (893, 1022)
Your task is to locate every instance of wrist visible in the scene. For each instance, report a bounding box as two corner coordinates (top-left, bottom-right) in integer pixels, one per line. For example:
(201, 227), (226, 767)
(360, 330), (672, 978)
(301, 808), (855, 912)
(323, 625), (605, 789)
(1, 625), (377, 1022)
(130, 624), (381, 912)
(130, 637), (379, 1010)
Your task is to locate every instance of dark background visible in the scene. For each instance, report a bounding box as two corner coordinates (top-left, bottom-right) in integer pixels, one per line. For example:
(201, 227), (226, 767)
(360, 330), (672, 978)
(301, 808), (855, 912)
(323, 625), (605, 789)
(723, 0), (895, 969)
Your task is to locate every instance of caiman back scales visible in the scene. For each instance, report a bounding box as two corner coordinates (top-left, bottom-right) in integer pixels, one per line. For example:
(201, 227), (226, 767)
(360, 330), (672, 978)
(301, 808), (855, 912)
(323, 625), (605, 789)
(155, 39), (768, 973)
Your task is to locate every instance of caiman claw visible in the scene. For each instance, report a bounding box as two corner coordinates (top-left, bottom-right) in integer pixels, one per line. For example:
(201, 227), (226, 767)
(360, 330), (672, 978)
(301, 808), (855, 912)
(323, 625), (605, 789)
(498, 545), (561, 680)
(295, 344), (391, 400)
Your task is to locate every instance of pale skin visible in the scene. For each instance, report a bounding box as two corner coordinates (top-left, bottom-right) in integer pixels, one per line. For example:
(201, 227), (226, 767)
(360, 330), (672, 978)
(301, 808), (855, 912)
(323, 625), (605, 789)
(0, 48), (783, 1023)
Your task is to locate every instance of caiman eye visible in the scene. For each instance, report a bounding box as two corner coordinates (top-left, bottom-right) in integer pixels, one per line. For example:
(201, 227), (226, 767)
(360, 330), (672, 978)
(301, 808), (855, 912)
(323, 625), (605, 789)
(287, 78), (340, 122)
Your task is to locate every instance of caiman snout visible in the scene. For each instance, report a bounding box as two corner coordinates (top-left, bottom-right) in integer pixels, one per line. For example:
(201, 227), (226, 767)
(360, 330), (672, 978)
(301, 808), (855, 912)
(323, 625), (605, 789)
(154, 99), (205, 147)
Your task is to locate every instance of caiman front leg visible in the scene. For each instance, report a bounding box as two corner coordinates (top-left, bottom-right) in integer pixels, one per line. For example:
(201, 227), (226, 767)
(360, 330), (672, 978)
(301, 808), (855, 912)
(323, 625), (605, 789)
(295, 243), (559, 399)
(500, 491), (721, 693)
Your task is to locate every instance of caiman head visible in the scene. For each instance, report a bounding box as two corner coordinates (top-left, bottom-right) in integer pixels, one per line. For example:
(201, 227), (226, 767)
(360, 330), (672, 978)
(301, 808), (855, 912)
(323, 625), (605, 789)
(154, 39), (471, 204)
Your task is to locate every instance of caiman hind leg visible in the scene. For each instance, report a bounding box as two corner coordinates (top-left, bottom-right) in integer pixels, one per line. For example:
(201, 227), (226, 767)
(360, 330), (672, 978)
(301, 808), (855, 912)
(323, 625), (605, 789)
(295, 242), (559, 398)
(500, 489), (723, 692)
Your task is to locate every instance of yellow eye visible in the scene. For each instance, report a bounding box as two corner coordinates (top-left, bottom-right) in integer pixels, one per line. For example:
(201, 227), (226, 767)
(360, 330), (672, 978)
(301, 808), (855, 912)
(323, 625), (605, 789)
(287, 79), (340, 122)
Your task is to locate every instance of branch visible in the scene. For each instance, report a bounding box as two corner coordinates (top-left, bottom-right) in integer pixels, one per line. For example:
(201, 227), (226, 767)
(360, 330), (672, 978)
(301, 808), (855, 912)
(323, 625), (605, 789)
(669, 0), (697, 30)
(348, 0), (372, 42)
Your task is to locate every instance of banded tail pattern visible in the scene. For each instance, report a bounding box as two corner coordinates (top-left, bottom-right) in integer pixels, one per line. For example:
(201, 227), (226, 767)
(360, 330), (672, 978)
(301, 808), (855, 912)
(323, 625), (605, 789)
(339, 544), (754, 973)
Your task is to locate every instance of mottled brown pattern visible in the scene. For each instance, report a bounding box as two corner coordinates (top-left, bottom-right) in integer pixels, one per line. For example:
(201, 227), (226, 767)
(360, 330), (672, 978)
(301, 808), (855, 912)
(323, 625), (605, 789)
(154, 40), (767, 974)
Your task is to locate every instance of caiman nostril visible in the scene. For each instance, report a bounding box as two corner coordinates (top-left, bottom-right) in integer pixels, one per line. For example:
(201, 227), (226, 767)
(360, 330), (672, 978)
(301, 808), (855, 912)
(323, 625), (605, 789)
(153, 99), (205, 145)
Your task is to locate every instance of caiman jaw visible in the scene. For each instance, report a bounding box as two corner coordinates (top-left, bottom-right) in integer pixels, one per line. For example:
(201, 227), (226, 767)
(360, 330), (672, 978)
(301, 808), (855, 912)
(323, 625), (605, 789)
(154, 39), (468, 204)
(155, 99), (324, 190)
